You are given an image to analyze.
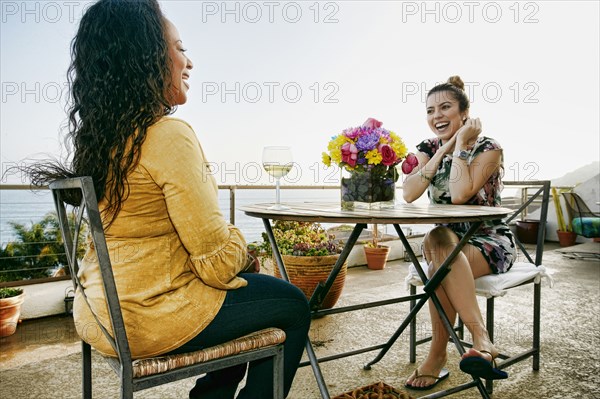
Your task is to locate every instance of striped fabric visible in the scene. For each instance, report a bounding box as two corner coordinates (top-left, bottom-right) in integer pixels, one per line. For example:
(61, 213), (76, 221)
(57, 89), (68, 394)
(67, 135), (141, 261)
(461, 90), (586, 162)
(130, 327), (286, 378)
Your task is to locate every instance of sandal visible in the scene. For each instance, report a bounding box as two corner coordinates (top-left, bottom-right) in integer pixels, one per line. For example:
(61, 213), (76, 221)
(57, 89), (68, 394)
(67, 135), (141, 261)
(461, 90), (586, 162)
(404, 367), (450, 391)
(459, 350), (508, 380)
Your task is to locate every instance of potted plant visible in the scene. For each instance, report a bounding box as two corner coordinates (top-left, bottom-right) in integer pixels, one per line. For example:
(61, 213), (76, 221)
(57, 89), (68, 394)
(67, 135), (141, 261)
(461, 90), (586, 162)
(552, 187), (577, 247)
(0, 287), (25, 337)
(364, 224), (390, 270)
(258, 221), (345, 310)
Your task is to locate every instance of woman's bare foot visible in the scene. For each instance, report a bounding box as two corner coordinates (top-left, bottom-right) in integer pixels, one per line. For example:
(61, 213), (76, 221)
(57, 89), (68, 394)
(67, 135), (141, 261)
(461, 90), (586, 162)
(461, 348), (498, 362)
(462, 331), (499, 360)
(461, 340), (499, 362)
(405, 353), (448, 389)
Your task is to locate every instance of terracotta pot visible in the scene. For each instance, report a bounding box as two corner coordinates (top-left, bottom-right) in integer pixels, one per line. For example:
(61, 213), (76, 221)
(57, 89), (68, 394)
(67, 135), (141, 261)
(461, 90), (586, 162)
(0, 292), (25, 337)
(516, 220), (540, 244)
(274, 254), (347, 310)
(364, 245), (390, 270)
(557, 230), (577, 247)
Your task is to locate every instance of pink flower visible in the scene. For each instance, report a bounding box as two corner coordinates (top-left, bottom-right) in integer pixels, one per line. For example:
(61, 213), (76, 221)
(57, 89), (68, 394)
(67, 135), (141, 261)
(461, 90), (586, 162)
(401, 153), (419, 174)
(341, 142), (358, 167)
(379, 144), (398, 166)
(362, 117), (383, 129)
(405, 153), (418, 166)
(343, 127), (361, 140)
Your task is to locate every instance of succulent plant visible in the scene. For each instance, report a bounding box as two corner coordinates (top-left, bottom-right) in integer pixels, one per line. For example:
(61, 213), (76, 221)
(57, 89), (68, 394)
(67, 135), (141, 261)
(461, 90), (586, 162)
(259, 221), (341, 257)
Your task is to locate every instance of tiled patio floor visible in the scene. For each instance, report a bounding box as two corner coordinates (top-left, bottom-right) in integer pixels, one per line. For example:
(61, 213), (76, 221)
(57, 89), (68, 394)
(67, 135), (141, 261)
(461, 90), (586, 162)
(1, 242), (599, 398)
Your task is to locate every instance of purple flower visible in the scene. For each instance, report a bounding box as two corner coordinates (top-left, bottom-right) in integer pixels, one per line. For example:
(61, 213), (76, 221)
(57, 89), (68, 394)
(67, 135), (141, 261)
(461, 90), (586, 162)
(356, 132), (380, 151)
(377, 128), (391, 139)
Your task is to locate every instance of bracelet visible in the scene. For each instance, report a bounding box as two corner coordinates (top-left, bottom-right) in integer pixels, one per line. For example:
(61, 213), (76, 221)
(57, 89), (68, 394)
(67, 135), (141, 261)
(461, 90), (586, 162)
(418, 169), (433, 183)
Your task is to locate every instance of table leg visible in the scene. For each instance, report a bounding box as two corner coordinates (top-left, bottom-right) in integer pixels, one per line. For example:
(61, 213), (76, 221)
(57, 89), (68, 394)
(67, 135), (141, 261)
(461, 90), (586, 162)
(262, 219), (289, 281)
(263, 219), (366, 399)
(308, 223), (366, 310)
(304, 339), (330, 398)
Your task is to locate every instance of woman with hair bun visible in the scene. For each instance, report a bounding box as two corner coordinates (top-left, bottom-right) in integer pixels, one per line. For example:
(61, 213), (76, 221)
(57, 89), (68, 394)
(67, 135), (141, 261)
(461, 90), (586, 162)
(403, 76), (516, 390)
(27, 1), (310, 398)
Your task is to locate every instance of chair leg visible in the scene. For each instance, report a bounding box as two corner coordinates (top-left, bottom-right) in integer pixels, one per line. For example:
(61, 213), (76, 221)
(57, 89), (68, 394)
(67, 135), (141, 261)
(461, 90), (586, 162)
(273, 345), (285, 399)
(409, 285), (416, 363)
(486, 298), (495, 342)
(485, 298), (495, 394)
(120, 366), (134, 399)
(533, 283), (541, 371)
(82, 341), (92, 399)
(121, 382), (134, 399)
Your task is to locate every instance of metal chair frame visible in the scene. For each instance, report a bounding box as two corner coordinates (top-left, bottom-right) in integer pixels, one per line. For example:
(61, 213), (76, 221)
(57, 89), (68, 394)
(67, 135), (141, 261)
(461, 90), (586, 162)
(562, 191), (600, 238)
(50, 176), (285, 399)
(407, 180), (551, 398)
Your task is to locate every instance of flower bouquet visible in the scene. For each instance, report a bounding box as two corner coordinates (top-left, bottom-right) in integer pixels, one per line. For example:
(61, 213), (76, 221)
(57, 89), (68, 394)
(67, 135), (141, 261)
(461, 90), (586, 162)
(322, 118), (408, 210)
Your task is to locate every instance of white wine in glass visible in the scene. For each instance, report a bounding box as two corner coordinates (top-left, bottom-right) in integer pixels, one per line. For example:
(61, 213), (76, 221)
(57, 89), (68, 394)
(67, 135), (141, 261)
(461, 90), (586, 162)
(262, 146), (293, 210)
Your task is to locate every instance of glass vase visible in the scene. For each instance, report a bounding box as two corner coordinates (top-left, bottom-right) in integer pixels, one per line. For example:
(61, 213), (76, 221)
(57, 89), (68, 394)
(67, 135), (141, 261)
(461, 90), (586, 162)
(340, 167), (396, 210)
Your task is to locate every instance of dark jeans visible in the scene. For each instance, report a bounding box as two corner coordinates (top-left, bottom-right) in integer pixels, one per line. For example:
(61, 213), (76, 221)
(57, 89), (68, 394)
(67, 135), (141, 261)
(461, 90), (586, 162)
(168, 273), (311, 399)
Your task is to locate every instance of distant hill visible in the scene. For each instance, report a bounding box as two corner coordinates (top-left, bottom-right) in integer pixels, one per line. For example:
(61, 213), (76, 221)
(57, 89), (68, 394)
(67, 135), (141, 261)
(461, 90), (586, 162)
(551, 161), (599, 187)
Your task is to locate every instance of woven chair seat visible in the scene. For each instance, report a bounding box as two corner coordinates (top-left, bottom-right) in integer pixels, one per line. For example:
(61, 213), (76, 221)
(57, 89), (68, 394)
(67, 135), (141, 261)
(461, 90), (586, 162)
(130, 328), (286, 378)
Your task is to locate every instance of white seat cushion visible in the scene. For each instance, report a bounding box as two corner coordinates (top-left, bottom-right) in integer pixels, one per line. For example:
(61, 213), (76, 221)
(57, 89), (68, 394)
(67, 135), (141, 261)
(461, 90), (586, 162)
(405, 261), (554, 298)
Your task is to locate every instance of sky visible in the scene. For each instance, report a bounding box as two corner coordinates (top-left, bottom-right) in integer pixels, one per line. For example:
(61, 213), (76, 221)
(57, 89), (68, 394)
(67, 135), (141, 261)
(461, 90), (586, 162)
(1, 0), (599, 186)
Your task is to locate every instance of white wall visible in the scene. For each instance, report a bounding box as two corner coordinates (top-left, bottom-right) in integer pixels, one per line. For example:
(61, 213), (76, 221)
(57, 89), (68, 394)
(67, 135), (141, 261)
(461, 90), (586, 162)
(18, 280), (72, 320)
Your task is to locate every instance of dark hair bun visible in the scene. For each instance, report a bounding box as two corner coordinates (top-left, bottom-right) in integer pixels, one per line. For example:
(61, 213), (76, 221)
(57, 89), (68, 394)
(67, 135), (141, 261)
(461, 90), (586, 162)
(447, 75), (465, 91)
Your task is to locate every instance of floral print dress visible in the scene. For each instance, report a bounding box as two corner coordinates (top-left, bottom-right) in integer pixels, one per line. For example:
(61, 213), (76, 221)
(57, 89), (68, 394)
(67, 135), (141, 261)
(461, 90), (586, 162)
(417, 136), (516, 274)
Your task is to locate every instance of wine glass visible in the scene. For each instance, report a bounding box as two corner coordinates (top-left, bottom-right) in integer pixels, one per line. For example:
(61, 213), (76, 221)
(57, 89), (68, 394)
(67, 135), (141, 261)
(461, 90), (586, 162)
(262, 146), (293, 210)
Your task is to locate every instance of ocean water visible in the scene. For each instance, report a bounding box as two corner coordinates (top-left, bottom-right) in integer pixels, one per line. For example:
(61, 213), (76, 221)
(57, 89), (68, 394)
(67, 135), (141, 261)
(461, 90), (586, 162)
(2, 188), (423, 246)
(3, 186), (525, 248)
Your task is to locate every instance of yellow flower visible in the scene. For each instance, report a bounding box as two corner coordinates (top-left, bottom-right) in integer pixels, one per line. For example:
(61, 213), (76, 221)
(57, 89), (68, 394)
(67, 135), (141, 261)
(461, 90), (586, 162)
(327, 135), (351, 166)
(389, 131), (408, 158)
(322, 152), (331, 167)
(365, 148), (382, 165)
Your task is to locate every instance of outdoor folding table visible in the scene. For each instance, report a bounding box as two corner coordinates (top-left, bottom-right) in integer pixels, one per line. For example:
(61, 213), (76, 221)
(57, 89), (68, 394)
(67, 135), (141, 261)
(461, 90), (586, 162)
(241, 202), (513, 399)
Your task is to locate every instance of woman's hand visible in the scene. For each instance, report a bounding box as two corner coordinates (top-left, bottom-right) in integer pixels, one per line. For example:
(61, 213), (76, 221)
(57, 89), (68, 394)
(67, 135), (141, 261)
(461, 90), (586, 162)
(242, 246), (261, 273)
(456, 117), (482, 146)
(439, 133), (457, 156)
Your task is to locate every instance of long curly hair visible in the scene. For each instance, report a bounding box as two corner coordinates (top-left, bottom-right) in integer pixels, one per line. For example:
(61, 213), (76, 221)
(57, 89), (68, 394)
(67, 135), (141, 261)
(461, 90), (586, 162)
(28, 0), (174, 223)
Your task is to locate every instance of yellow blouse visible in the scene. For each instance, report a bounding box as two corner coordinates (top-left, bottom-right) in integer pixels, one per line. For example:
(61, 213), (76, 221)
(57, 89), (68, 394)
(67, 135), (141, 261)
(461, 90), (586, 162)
(74, 117), (248, 358)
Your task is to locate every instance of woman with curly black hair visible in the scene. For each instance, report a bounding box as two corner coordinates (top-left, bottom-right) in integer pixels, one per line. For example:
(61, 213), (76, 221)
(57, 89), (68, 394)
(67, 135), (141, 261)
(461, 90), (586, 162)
(29, 1), (311, 398)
